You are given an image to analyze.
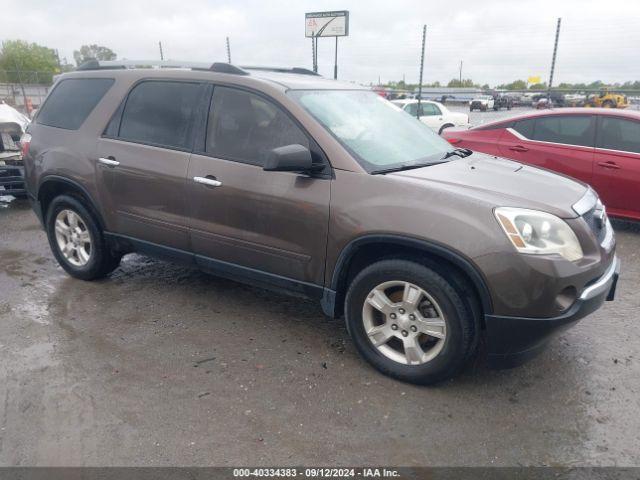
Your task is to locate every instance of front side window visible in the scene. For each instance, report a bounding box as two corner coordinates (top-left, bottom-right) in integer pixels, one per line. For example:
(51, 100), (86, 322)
(288, 90), (452, 172)
(533, 115), (594, 147)
(118, 81), (202, 149)
(206, 86), (309, 166)
(37, 78), (114, 130)
(597, 117), (640, 154)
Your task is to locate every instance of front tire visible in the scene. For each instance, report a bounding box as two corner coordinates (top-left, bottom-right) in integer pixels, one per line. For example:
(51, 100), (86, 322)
(45, 195), (120, 280)
(345, 259), (479, 385)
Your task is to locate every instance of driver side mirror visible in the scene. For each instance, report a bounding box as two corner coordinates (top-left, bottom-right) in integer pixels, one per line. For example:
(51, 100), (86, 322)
(263, 144), (323, 173)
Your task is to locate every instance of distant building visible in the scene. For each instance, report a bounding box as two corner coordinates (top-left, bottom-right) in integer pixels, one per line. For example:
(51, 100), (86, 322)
(414, 87), (484, 102)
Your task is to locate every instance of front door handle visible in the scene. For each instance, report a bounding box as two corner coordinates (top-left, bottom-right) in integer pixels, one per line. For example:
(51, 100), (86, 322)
(193, 176), (222, 187)
(98, 157), (120, 167)
(509, 145), (529, 152)
(597, 161), (620, 170)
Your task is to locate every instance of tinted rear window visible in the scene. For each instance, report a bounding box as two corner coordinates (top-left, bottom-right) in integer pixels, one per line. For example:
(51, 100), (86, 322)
(37, 78), (114, 130)
(118, 81), (202, 150)
(533, 115), (594, 147)
(597, 117), (640, 154)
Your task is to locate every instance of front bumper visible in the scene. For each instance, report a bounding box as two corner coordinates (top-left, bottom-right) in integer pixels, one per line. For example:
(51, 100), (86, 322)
(0, 164), (26, 196)
(485, 255), (620, 369)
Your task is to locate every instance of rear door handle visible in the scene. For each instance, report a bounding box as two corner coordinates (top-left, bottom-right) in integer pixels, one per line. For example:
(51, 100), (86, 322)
(509, 145), (529, 152)
(597, 161), (620, 170)
(193, 176), (222, 187)
(98, 157), (120, 167)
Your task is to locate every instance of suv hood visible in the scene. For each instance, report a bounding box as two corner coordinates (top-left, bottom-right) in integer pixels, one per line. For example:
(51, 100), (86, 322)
(389, 152), (587, 218)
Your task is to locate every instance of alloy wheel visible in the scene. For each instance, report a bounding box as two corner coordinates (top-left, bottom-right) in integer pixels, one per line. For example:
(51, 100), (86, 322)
(362, 280), (447, 365)
(54, 209), (92, 267)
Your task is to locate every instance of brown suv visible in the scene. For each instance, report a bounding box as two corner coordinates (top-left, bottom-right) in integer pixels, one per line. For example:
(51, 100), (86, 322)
(22, 60), (619, 384)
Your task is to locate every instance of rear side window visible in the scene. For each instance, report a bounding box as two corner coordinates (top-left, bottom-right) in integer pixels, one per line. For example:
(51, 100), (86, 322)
(206, 86), (309, 166)
(405, 103), (418, 116)
(37, 78), (114, 130)
(512, 119), (535, 138)
(118, 81), (202, 150)
(423, 103), (441, 116)
(597, 117), (640, 154)
(533, 115), (594, 147)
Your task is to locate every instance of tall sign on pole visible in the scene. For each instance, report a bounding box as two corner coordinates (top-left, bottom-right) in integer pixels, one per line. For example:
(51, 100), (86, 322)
(547, 18), (561, 102)
(305, 11), (349, 79)
(417, 25), (427, 119)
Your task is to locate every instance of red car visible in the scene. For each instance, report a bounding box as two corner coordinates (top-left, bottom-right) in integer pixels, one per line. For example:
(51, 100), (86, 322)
(443, 108), (640, 220)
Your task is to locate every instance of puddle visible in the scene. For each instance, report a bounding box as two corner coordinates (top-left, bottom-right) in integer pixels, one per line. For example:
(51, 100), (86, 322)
(0, 250), (62, 326)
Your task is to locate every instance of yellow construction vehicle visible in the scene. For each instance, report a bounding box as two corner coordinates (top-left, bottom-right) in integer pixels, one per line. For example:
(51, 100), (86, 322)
(586, 90), (629, 109)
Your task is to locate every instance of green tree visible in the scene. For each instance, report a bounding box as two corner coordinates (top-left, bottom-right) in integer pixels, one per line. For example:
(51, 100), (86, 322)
(0, 39), (58, 84)
(529, 82), (547, 91)
(447, 78), (475, 88)
(73, 44), (117, 66)
(497, 79), (527, 90)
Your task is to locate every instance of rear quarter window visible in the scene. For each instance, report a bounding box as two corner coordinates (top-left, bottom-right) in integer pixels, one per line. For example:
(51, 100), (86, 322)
(37, 78), (114, 130)
(512, 118), (535, 138)
(477, 121), (514, 131)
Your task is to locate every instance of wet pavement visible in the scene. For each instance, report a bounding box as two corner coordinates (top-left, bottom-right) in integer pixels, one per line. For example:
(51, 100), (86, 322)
(1, 190), (639, 466)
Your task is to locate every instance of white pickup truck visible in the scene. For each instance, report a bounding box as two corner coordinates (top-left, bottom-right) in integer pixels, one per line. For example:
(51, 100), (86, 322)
(469, 95), (495, 112)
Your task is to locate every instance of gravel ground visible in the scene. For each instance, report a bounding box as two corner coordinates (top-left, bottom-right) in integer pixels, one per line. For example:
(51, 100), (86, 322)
(1, 110), (639, 466)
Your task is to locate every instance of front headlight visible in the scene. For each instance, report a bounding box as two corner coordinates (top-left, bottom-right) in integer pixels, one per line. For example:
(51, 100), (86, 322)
(494, 207), (583, 262)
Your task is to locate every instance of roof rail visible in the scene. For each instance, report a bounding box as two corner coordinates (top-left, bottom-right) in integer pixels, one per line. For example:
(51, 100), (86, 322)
(77, 59), (212, 70)
(208, 63), (249, 75)
(240, 66), (321, 76)
(76, 59), (249, 75)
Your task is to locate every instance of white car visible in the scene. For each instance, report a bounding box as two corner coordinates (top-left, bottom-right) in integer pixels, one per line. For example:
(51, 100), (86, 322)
(391, 99), (470, 134)
(469, 95), (495, 112)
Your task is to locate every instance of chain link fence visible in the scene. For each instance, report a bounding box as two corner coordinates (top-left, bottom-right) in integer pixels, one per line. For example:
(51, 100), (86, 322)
(0, 70), (53, 117)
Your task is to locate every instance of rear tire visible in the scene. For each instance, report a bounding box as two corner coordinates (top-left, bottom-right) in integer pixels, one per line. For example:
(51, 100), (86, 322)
(345, 259), (479, 385)
(45, 195), (121, 280)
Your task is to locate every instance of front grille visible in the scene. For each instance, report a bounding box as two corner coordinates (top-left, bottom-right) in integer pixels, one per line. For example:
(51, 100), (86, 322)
(583, 206), (607, 244)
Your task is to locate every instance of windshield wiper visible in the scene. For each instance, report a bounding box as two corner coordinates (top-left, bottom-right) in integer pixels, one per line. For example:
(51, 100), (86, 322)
(441, 148), (473, 160)
(371, 161), (447, 175)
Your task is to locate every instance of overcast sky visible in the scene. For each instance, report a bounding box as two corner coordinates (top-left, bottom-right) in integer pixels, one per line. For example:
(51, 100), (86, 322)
(2, 0), (639, 86)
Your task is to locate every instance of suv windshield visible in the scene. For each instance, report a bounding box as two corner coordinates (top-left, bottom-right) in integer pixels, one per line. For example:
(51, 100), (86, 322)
(288, 90), (453, 173)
